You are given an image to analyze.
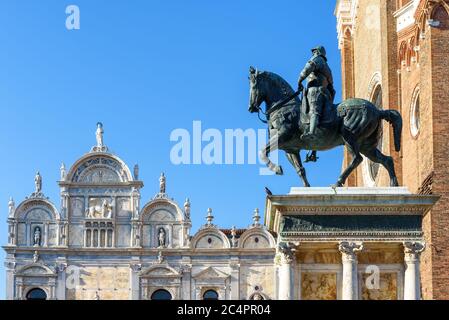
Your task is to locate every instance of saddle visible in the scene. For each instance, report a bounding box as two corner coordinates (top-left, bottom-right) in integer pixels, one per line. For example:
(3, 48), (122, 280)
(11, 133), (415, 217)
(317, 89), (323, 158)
(300, 89), (338, 126)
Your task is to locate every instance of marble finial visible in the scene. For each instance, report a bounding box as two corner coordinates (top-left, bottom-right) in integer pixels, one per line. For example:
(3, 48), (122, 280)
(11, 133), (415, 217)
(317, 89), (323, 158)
(133, 164), (139, 180)
(60, 163), (66, 180)
(206, 208), (214, 226)
(159, 172), (166, 194)
(253, 208), (261, 226)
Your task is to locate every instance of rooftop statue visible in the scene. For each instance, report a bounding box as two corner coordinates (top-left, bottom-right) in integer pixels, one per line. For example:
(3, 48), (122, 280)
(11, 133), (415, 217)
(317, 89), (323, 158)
(248, 46), (402, 187)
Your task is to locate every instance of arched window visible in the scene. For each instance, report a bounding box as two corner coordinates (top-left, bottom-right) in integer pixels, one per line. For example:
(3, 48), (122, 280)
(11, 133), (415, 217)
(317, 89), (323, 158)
(151, 289), (172, 300)
(410, 88), (420, 138)
(369, 84), (383, 182)
(203, 290), (219, 300)
(26, 288), (47, 300)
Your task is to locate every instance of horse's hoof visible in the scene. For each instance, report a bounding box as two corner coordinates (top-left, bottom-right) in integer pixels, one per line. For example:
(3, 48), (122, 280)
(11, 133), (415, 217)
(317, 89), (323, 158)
(275, 166), (284, 176)
(391, 178), (399, 187)
(333, 181), (344, 188)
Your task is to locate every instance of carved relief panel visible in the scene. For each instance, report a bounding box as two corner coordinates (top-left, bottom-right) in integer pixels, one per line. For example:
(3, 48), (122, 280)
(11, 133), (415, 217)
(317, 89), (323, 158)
(85, 197), (114, 219)
(70, 198), (85, 218)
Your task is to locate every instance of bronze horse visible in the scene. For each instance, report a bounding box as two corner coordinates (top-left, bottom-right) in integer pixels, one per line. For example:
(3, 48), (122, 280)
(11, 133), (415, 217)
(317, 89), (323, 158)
(248, 67), (402, 187)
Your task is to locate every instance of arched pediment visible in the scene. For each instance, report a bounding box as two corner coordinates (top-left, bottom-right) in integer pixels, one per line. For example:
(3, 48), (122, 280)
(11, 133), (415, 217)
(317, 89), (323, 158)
(193, 267), (230, 280)
(191, 228), (231, 249)
(16, 263), (56, 277)
(66, 153), (133, 184)
(141, 199), (184, 222)
(238, 227), (276, 249)
(15, 198), (60, 221)
(140, 265), (181, 277)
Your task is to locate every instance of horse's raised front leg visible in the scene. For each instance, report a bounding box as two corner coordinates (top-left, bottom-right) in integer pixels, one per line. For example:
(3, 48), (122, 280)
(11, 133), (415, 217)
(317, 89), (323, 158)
(260, 132), (283, 175)
(336, 130), (363, 187)
(286, 151), (310, 187)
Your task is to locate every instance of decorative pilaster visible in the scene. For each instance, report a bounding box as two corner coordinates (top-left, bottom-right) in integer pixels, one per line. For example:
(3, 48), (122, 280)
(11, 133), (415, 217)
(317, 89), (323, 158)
(181, 257), (192, 300)
(230, 258), (240, 300)
(403, 241), (425, 300)
(55, 262), (67, 300)
(130, 262), (142, 300)
(339, 241), (363, 300)
(276, 242), (296, 300)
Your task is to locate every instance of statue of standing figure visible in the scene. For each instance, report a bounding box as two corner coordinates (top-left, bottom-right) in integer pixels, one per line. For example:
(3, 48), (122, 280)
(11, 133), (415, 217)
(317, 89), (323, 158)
(158, 228), (166, 248)
(33, 226), (41, 246)
(8, 197), (15, 218)
(159, 173), (166, 194)
(96, 122), (104, 148)
(34, 172), (42, 194)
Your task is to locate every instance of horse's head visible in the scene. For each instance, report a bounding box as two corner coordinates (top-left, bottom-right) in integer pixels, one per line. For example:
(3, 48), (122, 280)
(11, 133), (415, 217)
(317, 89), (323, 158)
(248, 66), (296, 115)
(248, 66), (266, 114)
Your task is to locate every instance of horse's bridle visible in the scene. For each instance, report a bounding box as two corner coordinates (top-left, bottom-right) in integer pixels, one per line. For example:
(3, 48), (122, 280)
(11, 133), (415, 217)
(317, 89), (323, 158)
(254, 90), (302, 124)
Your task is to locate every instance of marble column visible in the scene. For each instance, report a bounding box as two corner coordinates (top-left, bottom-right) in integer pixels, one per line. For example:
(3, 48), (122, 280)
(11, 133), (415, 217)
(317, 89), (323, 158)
(338, 241), (363, 300)
(403, 241), (425, 300)
(277, 243), (296, 300)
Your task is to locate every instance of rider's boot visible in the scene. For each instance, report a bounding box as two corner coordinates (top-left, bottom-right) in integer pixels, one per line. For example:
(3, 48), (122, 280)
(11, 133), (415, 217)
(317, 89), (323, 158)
(301, 114), (319, 140)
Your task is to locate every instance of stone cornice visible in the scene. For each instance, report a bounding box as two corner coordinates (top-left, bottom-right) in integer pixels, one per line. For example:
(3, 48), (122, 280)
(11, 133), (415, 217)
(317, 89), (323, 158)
(2, 246), (275, 257)
(264, 188), (439, 234)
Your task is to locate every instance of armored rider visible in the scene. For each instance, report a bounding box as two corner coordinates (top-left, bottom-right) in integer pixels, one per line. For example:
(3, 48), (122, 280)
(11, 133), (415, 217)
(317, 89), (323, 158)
(297, 45), (336, 162)
(297, 46), (336, 139)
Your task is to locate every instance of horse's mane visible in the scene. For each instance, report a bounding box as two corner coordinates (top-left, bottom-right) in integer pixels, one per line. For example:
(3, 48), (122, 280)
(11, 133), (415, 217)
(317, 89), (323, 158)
(261, 71), (296, 98)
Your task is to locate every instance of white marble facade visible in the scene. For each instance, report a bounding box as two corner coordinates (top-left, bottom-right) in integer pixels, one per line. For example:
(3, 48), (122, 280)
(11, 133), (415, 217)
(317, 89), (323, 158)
(4, 126), (277, 300)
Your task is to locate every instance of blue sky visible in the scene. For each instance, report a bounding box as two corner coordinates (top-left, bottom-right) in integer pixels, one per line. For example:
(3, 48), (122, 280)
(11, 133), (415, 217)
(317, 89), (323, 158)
(0, 0), (342, 298)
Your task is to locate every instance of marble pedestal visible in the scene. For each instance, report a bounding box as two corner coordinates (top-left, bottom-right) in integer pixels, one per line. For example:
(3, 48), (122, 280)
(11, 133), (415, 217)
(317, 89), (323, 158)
(265, 187), (438, 300)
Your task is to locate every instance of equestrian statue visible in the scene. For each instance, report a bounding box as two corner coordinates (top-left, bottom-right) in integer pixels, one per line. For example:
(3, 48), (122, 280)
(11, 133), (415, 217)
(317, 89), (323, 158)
(248, 45), (402, 187)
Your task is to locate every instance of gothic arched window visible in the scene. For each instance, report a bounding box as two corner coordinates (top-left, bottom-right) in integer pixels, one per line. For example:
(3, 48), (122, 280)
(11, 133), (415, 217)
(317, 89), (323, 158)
(368, 84), (383, 182)
(410, 88), (420, 138)
(151, 289), (172, 300)
(26, 288), (47, 300)
(203, 290), (219, 300)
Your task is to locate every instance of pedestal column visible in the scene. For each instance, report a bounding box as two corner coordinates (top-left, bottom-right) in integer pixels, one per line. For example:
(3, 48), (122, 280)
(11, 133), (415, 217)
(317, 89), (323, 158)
(339, 241), (363, 300)
(277, 243), (296, 300)
(403, 241), (425, 300)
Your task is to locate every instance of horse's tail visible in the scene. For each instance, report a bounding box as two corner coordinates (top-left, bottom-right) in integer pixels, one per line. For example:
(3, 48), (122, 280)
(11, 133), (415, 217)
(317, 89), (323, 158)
(380, 109), (402, 152)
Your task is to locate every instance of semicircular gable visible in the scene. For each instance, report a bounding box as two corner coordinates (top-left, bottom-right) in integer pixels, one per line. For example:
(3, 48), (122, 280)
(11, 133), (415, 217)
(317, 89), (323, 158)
(239, 228), (276, 249)
(191, 228), (231, 249)
(141, 199), (183, 222)
(15, 198), (60, 221)
(66, 154), (133, 183)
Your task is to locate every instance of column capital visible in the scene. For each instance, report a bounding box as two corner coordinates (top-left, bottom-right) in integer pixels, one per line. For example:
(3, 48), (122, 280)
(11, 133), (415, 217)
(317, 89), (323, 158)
(276, 242), (298, 265)
(403, 241), (425, 261)
(130, 263), (142, 273)
(338, 241), (363, 261)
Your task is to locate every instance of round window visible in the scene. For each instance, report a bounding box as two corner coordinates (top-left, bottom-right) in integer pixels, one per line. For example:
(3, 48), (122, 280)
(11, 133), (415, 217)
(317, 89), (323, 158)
(410, 90), (420, 138)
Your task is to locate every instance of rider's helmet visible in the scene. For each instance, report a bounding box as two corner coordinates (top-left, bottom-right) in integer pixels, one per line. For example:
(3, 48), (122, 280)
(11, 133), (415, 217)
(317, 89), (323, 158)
(311, 46), (327, 58)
